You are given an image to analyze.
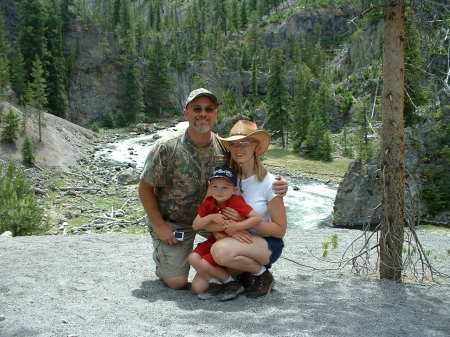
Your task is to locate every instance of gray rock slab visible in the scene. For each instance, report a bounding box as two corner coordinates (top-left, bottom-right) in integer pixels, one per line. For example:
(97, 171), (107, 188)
(1, 229), (449, 337)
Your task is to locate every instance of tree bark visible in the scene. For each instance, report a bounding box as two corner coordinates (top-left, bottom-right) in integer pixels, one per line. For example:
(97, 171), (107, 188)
(379, 1), (406, 281)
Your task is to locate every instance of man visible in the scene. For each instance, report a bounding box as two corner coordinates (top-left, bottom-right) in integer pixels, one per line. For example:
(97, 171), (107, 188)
(139, 88), (287, 291)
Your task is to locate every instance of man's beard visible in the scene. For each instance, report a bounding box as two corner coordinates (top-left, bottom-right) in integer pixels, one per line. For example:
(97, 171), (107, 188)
(190, 118), (212, 134)
(190, 125), (212, 133)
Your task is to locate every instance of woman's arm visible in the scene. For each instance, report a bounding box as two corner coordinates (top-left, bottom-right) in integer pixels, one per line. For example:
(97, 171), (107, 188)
(252, 196), (287, 238)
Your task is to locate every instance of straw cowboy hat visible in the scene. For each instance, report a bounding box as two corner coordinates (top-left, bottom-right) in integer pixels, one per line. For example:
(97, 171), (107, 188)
(219, 120), (271, 156)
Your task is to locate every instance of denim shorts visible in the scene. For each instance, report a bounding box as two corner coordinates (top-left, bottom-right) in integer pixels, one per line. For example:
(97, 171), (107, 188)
(264, 236), (284, 267)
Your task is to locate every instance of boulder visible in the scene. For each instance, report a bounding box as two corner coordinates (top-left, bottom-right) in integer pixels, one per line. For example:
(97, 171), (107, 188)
(117, 168), (140, 185)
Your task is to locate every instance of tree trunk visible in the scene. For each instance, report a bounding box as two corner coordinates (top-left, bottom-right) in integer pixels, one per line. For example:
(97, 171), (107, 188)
(38, 110), (42, 142)
(379, 1), (406, 281)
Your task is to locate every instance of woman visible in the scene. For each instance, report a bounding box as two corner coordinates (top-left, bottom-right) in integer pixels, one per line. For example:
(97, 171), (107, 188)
(192, 120), (287, 299)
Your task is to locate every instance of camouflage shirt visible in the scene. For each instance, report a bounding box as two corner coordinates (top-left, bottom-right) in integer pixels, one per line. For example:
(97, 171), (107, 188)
(140, 129), (228, 229)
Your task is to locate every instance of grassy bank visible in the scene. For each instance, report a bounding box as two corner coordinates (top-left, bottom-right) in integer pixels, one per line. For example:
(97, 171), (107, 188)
(264, 145), (353, 183)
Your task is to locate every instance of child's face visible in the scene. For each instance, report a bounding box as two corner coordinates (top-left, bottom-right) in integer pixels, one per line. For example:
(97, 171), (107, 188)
(209, 178), (236, 204)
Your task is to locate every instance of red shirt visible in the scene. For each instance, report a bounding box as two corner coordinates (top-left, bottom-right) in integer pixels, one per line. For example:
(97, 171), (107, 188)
(198, 194), (253, 219)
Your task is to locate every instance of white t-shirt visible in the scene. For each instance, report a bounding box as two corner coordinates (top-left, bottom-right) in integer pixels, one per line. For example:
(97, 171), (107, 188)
(237, 173), (277, 223)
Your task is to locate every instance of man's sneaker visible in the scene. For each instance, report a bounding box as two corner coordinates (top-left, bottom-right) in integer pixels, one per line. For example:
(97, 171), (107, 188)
(245, 270), (274, 298)
(218, 280), (244, 301)
(236, 272), (256, 290)
(197, 283), (224, 300)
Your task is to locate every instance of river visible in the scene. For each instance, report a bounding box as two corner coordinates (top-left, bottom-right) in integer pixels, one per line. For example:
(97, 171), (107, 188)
(97, 122), (337, 229)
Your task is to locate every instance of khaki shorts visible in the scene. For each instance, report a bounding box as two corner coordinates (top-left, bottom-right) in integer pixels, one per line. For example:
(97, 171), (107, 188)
(148, 221), (196, 280)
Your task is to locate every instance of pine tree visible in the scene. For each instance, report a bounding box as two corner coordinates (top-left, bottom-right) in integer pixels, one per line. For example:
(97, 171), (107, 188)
(241, 45), (251, 71)
(250, 56), (258, 107)
(44, 2), (68, 118)
(155, 1), (161, 32)
(303, 102), (328, 160)
(22, 85), (34, 131)
(293, 62), (313, 151)
(121, 0), (131, 34)
(29, 55), (47, 142)
(1, 109), (20, 143)
(0, 54), (9, 98)
(0, 162), (44, 236)
(341, 125), (353, 158)
(19, 0), (48, 84)
(61, 0), (74, 34)
(266, 49), (290, 148)
(0, 10), (10, 98)
(404, 8), (428, 127)
(354, 98), (373, 161)
(230, 0), (239, 32)
(22, 136), (35, 166)
(246, 16), (260, 59)
(256, 0), (267, 18)
(9, 45), (27, 105)
(214, 0), (227, 35)
(113, 0), (121, 28)
(317, 131), (332, 161)
(145, 37), (172, 120)
(121, 35), (143, 126)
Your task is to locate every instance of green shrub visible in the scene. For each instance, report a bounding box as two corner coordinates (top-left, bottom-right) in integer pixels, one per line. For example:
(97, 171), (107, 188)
(21, 136), (35, 166)
(1, 109), (20, 143)
(102, 111), (115, 128)
(0, 162), (44, 236)
(89, 123), (100, 133)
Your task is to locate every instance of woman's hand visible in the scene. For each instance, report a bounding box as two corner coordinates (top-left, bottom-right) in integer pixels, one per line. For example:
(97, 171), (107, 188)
(221, 207), (244, 221)
(231, 230), (253, 244)
(272, 175), (289, 197)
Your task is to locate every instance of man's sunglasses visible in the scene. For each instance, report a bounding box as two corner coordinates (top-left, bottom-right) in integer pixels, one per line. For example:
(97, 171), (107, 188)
(193, 105), (216, 113)
(229, 141), (254, 147)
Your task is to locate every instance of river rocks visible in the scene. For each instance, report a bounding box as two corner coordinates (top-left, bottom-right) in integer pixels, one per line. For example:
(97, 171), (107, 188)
(1, 231), (12, 237)
(117, 168), (140, 185)
(135, 123), (156, 134)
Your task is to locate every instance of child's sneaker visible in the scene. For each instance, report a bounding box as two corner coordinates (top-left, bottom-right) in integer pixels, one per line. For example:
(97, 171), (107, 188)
(218, 281), (244, 301)
(197, 283), (224, 300)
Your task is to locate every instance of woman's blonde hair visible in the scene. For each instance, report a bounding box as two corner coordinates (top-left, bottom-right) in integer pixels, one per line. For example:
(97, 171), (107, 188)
(229, 137), (267, 182)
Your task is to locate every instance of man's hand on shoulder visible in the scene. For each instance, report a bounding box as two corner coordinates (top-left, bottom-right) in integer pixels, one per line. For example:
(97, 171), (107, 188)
(272, 175), (288, 197)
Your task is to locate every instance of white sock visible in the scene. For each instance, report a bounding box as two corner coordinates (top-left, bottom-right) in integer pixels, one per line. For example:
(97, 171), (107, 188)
(209, 278), (222, 284)
(253, 266), (266, 276)
(223, 276), (235, 284)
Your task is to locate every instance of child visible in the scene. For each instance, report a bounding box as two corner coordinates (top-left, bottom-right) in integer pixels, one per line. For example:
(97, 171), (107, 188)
(188, 167), (261, 299)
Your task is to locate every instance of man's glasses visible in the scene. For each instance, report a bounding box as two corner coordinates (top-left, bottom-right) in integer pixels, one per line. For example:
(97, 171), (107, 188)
(229, 141), (254, 147)
(193, 105), (216, 113)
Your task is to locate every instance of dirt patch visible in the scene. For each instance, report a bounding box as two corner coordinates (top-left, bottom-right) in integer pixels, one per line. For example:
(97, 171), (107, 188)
(0, 102), (96, 168)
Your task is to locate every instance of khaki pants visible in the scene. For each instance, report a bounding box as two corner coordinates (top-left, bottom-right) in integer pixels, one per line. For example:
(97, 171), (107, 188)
(148, 221), (196, 279)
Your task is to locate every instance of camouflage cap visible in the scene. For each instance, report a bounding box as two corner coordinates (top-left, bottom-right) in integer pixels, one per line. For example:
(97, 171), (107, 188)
(185, 88), (218, 108)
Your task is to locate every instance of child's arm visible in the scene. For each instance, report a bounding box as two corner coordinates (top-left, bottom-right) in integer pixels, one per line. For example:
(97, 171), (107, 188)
(192, 213), (226, 232)
(224, 210), (261, 236)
